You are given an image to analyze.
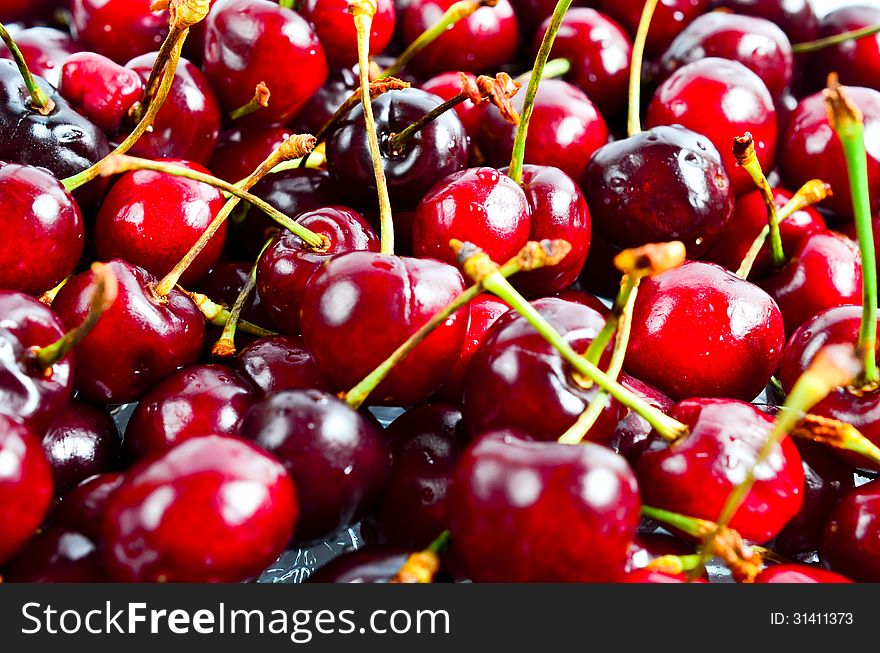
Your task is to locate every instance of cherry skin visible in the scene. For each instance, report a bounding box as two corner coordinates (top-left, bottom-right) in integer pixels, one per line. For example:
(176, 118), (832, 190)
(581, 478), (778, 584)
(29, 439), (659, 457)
(626, 261), (785, 401)
(41, 400), (120, 493)
(421, 72), (484, 141)
(289, 67), (358, 137)
(509, 0), (597, 35)
(55, 472), (125, 543)
(822, 480), (880, 582)
(578, 230), (622, 298)
(448, 431), (641, 582)
(307, 546), (411, 584)
(399, 0), (519, 78)
(610, 374), (674, 465)
(0, 0), (48, 23)
(637, 398), (805, 543)
(1, 27), (82, 88)
(779, 87), (880, 221)
(598, 0), (710, 56)
(754, 564), (852, 584)
(240, 389), (391, 544)
(413, 167), (531, 268)
(583, 124), (733, 257)
(462, 297), (622, 443)
(202, 0), (327, 126)
(713, 0), (818, 44)
(124, 364), (255, 461)
(0, 162), (84, 296)
(52, 259), (206, 405)
(95, 159), (227, 287)
(658, 12), (793, 99)
(235, 336), (330, 396)
(536, 8), (632, 119)
(300, 0), (396, 68)
(209, 125), (293, 184)
(3, 528), (109, 583)
(0, 414), (53, 566)
(479, 79), (609, 184)
(327, 88), (469, 210)
(646, 57), (777, 196)
(71, 0), (168, 64)
(102, 435), (298, 583)
(195, 261), (274, 329)
(256, 206), (381, 335)
(808, 6), (880, 93)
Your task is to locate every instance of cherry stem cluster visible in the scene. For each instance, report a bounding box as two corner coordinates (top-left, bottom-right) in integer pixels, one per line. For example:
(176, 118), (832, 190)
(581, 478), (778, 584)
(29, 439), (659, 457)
(626, 0), (660, 137)
(0, 22), (54, 115)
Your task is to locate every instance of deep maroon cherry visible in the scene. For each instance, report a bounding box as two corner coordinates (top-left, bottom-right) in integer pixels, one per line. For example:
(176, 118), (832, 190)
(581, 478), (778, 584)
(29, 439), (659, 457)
(55, 472), (125, 543)
(3, 528), (109, 583)
(552, 289), (610, 316)
(578, 230), (622, 298)
(307, 546), (411, 583)
(240, 389), (391, 544)
(421, 72), (484, 141)
(300, 252), (469, 406)
(0, 0), (49, 23)
(448, 431), (641, 582)
(808, 6), (880, 93)
(71, 0), (169, 64)
(256, 206), (381, 334)
(1, 27), (82, 88)
(235, 336), (330, 395)
(52, 259), (206, 404)
(102, 434), (298, 582)
(598, 0), (710, 56)
(124, 364), (255, 460)
(289, 67), (358, 137)
(646, 57), (778, 195)
(209, 125), (293, 184)
(195, 261), (274, 328)
(610, 374), (674, 465)
(755, 564), (852, 584)
(713, 0), (818, 44)
(822, 480), (880, 581)
(583, 125), (733, 257)
(300, 0), (396, 68)
(637, 398), (804, 543)
(626, 261), (786, 401)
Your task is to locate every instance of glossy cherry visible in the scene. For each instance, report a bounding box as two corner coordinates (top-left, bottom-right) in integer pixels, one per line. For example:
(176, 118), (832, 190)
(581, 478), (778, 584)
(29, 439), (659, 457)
(289, 67), (358, 137)
(71, 0), (169, 64)
(55, 472), (125, 544)
(0, 0), (49, 23)
(822, 480), (880, 582)
(754, 564), (853, 584)
(610, 374), (674, 465)
(808, 6), (880, 93)
(713, 0), (818, 44)
(3, 528), (109, 583)
(235, 336), (330, 395)
(209, 125), (293, 184)
(598, 0), (710, 56)
(1, 27), (82, 88)
(300, 0), (396, 68)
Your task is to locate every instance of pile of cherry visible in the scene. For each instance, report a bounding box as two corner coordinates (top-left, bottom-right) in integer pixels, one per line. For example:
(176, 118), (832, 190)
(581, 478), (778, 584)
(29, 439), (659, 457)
(2, 0), (880, 585)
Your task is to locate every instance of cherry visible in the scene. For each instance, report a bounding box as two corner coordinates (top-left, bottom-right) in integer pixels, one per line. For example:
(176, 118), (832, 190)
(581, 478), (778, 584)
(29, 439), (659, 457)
(256, 206), (381, 334)
(637, 398), (804, 543)
(55, 472), (125, 544)
(195, 261), (274, 329)
(621, 569), (701, 583)
(713, 0), (818, 44)
(646, 58), (777, 196)
(0, 414), (53, 566)
(626, 261), (785, 401)
(71, 0), (169, 64)
(598, 0), (710, 56)
(3, 528), (109, 583)
(102, 434), (298, 582)
(841, 212), (880, 283)
(124, 364), (255, 460)
(509, 0), (597, 34)
(1, 27), (82, 88)
(202, 0), (327, 126)
(807, 5), (880, 93)
(307, 546), (410, 583)
(42, 400), (120, 493)
(399, 0), (519, 78)
(479, 79), (609, 184)
(658, 12), (793, 99)
(610, 374), (674, 465)
(462, 297), (622, 443)
(535, 8), (632, 119)
(822, 479), (880, 582)
(779, 87), (880, 221)
(209, 125), (293, 184)
(578, 230), (622, 297)
(240, 389), (391, 544)
(448, 430), (640, 582)
(553, 288), (610, 316)
(0, 1), (49, 23)
(52, 259), (205, 404)
(413, 167), (530, 268)
(421, 72), (484, 140)
(300, 252), (469, 406)
(327, 88), (469, 210)
(755, 564), (852, 584)
(0, 162), (84, 296)
(583, 125), (733, 257)
(300, 0), (396, 69)
(235, 336), (330, 395)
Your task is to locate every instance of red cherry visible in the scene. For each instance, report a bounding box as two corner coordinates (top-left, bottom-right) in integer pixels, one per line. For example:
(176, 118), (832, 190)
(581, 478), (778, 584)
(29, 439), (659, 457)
(421, 72), (485, 140)
(55, 472), (125, 544)
(755, 564), (853, 584)
(307, 546), (410, 583)
(598, 0), (710, 56)
(808, 6), (880, 93)
(610, 374), (674, 465)
(289, 67), (358, 137)
(299, 0), (396, 68)
(71, 0), (168, 64)
(195, 261), (275, 328)
(713, 0), (818, 44)
(1, 27), (82, 88)
(209, 125), (293, 183)
(822, 479), (880, 582)
(3, 528), (109, 583)
(235, 335), (330, 395)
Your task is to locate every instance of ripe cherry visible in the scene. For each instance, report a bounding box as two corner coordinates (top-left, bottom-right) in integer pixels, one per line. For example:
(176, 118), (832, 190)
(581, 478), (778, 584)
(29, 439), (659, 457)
(209, 125), (293, 184)
(808, 6), (880, 93)
(713, 0), (818, 44)
(55, 472), (125, 544)
(195, 261), (274, 329)
(3, 528), (109, 583)
(421, 72), (484, 140)
(754, 564), (852, 584)
(71, 0), (168, 64)
(598, 0), (710, 56)
(822, 480), (880, 582)
(610, 374), (674, 465)
(299, 0), (396, 69)
(290, 67), (358, 137)
(1, 27), (82, 88)
(235, 336), (330, 395)
(307, 546), (410, 584)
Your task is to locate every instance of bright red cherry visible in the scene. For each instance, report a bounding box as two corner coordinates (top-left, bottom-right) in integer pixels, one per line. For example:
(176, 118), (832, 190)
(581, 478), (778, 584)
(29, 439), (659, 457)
(808, 6), (880, 93)
(755, 564), (853, 584)
(299, 0), (395, 68)
(1, 27), (82, 88)
(55, 472), (125, 543)
(713, 0), (818, 44)
(822, 480), (880, 582)
(71, 0), (168, 64)
(3, 528), (109, 583)
(598, 0), (710, 56)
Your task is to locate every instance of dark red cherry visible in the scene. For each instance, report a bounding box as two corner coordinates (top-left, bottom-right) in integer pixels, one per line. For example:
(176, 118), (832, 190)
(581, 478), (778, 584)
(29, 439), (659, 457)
(300, 252), (469, 406)
(583, 125), (733, 257)
(307, 546), (410, 583)
(610, 374), (674, 465)
(779, 87), (880, 221)
(509, 0), (598, 34)
(1, 27), (82, 88)
(553, 288), (610, 316)
(646, 57), (777, 195)
(713, 0), (818, 44)
(598, 0), (710, 56)
(42, 400), (120, 493)
(755, 564), (852, 584)
(0, 414), (53, 566)
(479, 79), (609, 184)
(448, 431), (640, 582)
(658, 13), (793, 98)
(124, 364), (255, 460)
(300, 0), (396, 68)
(421, 72), (484, 140)
(822, 480), (880, 581)
(808, 5), (880, 93)
(256, 206), (380, 334)
(462, 297), (622, 443)
(55, 472), (125, 543)
(240, 389), (391, 543)
(209, 125), (292, 183)
(71, 0), (168, 64)
(3, 528), (109, 583)
(578, 230), (622, 297)
(637, 398), (804, 543)
(0, 162), (84, 296)
(289, 67), (358, 137)
(195, 261), (274, 328)
(413, 166), (530, 268)
(327, 88), (469, 210)
(52, 259), (205, 404)
(202, 0), (327, 125)
(103, 435), (297, 582)
(365, 403), (465, 548)
(535, 8), (632, 119)
(235, 336), (330, 395)
(0, 0), (49, 23)
(759, 231), (862, 335)
(626, 261), (786, 401)
(400, 0), (519, 77)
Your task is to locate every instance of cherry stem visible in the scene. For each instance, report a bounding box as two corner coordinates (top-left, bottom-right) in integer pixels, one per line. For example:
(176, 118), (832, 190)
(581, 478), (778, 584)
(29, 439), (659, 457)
(29, 263), (118, 369)
(826, 74), (879, 386)
(153, 133), (316, 297)
(516, 57), (571, 83)
(391, 531), (450, 584)
(388, 95), (467, 153)
(182, 289), (277, 337)
(98, 154), (326, 250)
(278, 0), (295, 9)
(626, 0), (660, 137)
(583, 275), (638, 366)
(351, 0), (395, 255)
(734, 133), (785, 268)
(791, 414), (880, 467)
(0, 22), (54, 115)
(38, 277), (68, 306)
(341, 239), (572, 410)
(379, 0), (499, 79)
(458, 241), (689, 443)
(229, 81), (270, 121)
(792, 23), (880, 54)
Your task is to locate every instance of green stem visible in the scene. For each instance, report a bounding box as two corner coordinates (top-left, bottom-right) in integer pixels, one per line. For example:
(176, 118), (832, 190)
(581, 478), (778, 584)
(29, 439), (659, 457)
(793, 23), (880, 54)
(626, 0), (660, 136)
(278, 0), (295, 8)
(426, 530), (451, 555)
(183, 290), (277, 337)
(734, 134), (785, 268)
(582, 274), (637, 365)
(388, 94), (467, 153)
(0, 22), (54, 115)
(641, 505), (706, 538)
(228, 81), (270, 121)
